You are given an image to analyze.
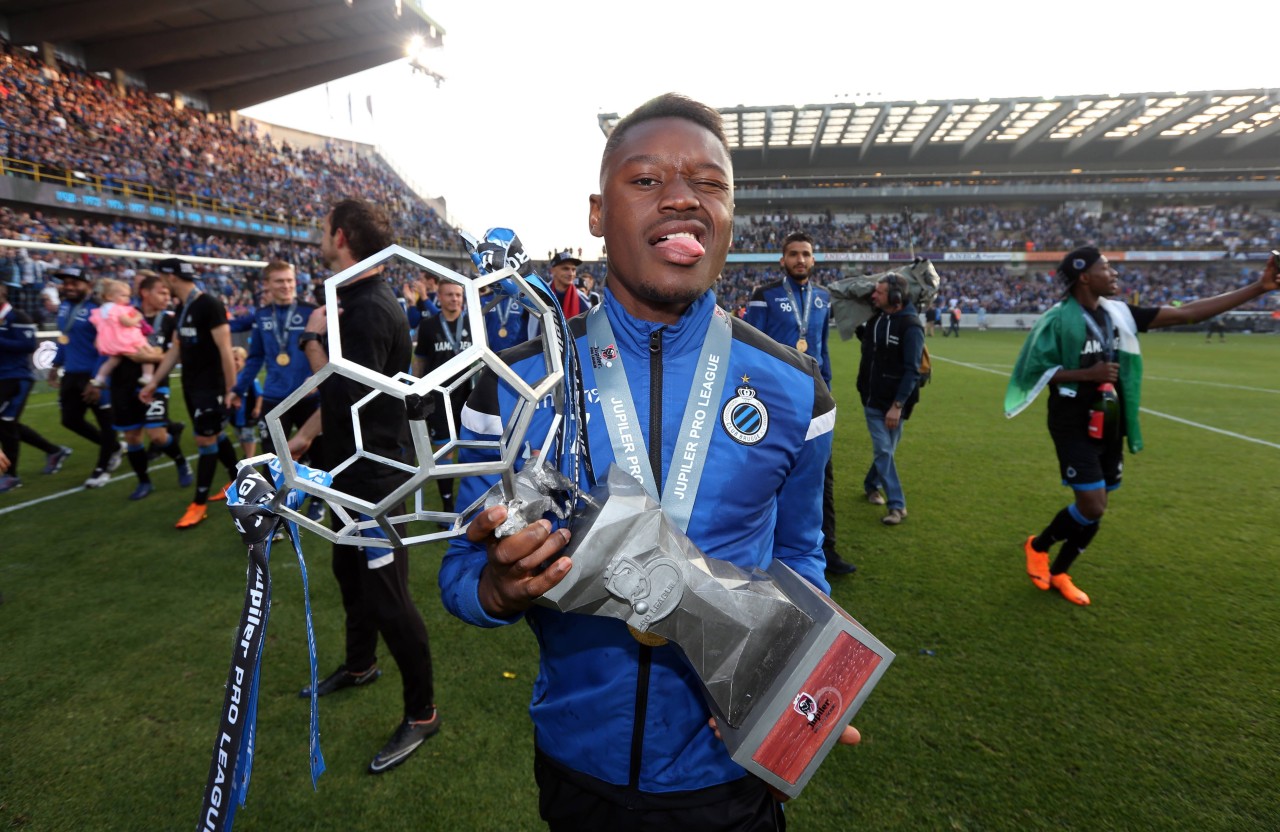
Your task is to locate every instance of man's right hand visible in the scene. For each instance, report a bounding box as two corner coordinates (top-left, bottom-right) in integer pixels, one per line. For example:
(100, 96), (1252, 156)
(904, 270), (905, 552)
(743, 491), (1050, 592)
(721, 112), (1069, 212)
(47, 368), (60, 388)
(138, 382), (157, 404)
(1085, 361), (1119, 383)
(469, 505), (573, 618)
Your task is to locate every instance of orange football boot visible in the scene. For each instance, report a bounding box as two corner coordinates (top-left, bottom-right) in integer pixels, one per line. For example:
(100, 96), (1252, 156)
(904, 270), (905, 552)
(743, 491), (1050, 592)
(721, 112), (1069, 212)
(176, 502), (208, 529)
(1024, 536), (1050, 591)
(1050, 573), (1090, 606)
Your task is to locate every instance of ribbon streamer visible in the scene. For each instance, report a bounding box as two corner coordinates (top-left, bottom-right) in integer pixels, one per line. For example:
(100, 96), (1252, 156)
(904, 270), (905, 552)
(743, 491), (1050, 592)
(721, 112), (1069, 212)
(196, 461), (330, 832)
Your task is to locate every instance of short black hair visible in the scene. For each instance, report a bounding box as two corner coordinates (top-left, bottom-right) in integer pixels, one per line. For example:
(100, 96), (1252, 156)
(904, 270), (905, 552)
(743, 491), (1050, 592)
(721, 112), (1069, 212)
(329, 198), (392, 262)
(601, 93), (729, 179)
(138, 272), (164, 293)
(782, 231), (814, 250)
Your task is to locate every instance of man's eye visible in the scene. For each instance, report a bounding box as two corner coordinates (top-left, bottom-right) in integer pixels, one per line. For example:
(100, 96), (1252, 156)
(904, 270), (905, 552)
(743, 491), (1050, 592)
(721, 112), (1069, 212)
(633, 177), (659, 186)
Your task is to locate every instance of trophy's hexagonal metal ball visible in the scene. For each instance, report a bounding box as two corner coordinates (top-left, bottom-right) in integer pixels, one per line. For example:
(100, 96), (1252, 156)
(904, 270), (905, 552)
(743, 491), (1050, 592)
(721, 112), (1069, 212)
(256, 244), (569, 548)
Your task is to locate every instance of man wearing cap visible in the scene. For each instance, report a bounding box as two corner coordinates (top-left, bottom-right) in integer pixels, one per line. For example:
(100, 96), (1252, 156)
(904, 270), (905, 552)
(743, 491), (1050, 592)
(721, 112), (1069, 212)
(141, 258), (239, 528)
(548, 251), (591, 317)
(746, 230), (854, 575)
(1006, 246), (1278, 606)
(48, 266), (123, 487)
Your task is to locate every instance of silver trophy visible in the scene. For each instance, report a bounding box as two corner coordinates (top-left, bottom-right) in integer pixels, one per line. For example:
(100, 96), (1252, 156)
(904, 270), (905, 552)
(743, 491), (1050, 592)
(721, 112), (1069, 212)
(532, 465), (895, 797)
(242, 240), (568, 546)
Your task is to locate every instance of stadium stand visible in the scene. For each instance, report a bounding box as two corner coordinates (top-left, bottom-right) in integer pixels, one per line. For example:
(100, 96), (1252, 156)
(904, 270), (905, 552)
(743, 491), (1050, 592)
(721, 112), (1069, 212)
(595, 93), (1279, 323)
(0, 41), (459, 252)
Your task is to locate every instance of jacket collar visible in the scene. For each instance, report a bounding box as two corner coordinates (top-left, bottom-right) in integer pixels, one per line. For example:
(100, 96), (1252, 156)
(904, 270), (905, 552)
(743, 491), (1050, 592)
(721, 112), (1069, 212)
(600, 287), (718, 357)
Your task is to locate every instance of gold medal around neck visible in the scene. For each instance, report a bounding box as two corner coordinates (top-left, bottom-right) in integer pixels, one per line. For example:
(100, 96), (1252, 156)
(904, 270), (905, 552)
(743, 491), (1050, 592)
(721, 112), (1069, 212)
(628, 625), (669, 647)
(57, 335), (70, 344)
(796, 337), (808, 353)
(276, 354), (291, 366)
(498, 327), (508, 338)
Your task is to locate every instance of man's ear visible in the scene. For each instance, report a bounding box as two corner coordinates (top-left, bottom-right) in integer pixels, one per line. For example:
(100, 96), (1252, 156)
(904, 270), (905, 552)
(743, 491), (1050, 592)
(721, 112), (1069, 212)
(588, 195), (603, 238)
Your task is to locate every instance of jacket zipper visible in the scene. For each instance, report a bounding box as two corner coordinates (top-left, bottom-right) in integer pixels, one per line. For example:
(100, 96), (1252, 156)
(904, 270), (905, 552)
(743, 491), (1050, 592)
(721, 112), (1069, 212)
(627, 327), (664, 790)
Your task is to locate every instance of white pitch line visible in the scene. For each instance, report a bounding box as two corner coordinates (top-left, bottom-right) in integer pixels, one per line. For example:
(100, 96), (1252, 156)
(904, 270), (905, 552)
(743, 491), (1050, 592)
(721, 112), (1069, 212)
(1143, 375), (1280, 395)
(1137, 409), (1280, 450)
(932, 355), (1007, 377)
(931, 354), (1280, 449)
(0, 458), (190, 516)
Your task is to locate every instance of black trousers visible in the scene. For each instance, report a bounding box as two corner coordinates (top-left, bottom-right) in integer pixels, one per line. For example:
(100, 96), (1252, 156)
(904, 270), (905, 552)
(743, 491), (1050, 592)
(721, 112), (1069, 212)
(534, 749), (786, 832)
(822, 456), (837, 559)
(59, 372), (116, 469)
(331, 511), (434, 719)
(257, 396), (318, 456)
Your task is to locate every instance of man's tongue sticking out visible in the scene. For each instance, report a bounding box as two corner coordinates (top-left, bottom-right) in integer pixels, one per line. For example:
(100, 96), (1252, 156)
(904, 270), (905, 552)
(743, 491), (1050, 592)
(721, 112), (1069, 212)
(653, 233), (705, 265)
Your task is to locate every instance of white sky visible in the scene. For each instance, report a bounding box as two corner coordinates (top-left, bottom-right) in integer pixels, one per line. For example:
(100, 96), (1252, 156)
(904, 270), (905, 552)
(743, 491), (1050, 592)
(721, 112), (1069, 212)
(243, 0), (1278, 261)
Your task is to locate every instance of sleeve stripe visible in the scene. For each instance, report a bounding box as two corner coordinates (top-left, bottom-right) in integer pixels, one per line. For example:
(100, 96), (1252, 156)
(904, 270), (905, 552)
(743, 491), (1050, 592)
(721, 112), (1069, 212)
(747, 300), (768, 308)
(367, 551), (395, 569)
(461, 402), (503, 437)
(806, 406), (836, 441)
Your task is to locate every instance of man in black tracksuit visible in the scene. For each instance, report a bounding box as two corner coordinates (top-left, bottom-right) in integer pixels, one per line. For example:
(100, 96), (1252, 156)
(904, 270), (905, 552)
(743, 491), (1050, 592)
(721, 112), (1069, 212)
(292, 198), (437, 776)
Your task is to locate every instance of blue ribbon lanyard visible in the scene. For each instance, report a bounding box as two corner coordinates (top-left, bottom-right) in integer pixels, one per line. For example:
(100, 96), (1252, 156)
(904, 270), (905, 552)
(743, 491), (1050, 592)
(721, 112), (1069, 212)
(1080, 306), (1116, 362)
(496, 298), (514, 329)
(176, 290), (203, 336)
(440, 314), (466, 353)
(585, 303), (733, 533)
(198, 460), (329, 832)
(781, 279), (813, 345)
(271, 302), (296, 359)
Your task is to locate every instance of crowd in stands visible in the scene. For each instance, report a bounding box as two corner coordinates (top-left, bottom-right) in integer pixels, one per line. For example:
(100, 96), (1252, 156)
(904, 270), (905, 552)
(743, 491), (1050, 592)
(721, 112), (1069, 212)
(736, 170), (1280, 192)
(5, 198), (1274, 328)
(928, 262), (1277, 315)
(1, 40), (1275, 329)
(706, 260), (1276, 318)
(735, 204), (1280, 253)
(0, 42), (458, 250)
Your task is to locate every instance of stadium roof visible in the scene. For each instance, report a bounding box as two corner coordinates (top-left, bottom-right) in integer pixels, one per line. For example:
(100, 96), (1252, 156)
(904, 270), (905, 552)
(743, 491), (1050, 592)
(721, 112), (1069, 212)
(599, 90), (1280, 175)
(0, 0), (444, 111)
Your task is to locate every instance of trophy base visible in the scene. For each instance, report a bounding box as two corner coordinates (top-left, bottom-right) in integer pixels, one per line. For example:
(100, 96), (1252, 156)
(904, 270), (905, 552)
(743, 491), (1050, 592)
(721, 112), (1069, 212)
(710, 561), (894, 799)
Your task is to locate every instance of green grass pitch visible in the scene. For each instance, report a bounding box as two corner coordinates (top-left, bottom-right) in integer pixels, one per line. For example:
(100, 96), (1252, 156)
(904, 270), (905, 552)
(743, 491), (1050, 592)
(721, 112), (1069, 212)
(1, 329), (1277, 831)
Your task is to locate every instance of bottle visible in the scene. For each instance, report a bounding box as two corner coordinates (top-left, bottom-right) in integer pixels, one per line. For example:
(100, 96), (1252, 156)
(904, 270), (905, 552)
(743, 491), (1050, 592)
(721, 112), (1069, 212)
(1088, 382), (1118, 440)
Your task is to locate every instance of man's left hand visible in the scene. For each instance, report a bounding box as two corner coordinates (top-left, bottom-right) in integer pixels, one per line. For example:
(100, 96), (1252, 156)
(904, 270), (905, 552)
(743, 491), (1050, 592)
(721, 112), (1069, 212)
(306, 305), (327, 335)
(884, 406), (902, 430)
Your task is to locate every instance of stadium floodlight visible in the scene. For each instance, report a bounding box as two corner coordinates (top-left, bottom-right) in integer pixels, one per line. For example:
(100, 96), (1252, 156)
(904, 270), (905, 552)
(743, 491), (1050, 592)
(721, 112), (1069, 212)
(248, 243), (565, 549)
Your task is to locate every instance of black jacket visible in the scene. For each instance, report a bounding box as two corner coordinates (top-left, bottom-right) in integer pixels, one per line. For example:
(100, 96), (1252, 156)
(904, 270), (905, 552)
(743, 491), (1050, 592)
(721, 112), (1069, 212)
(856, 304), (924, 418)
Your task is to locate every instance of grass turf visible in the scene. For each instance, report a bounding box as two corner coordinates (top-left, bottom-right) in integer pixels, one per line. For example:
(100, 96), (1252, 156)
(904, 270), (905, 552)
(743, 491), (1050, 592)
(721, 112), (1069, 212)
(1, 330), (1277, 831)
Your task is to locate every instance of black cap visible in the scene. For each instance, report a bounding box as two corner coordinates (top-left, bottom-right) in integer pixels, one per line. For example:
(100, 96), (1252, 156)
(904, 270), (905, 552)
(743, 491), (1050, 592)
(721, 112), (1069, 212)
(549, 251), (582, 269)
(1058, 246), (1101, 288)
(156, 258), (197, 280)
(51, 266), (90, 283)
